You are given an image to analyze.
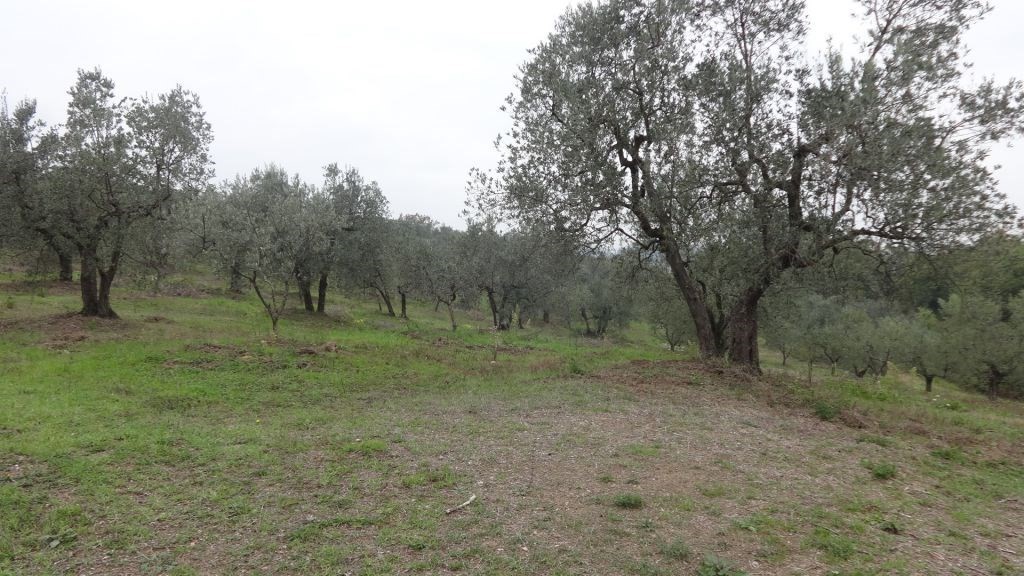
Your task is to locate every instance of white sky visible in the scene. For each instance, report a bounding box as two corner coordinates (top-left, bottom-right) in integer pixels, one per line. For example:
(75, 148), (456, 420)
(2, 0), (1021, 225)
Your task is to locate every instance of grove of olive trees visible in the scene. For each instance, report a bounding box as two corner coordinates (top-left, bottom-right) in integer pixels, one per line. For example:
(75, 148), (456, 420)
(3, 0), (1024, 398)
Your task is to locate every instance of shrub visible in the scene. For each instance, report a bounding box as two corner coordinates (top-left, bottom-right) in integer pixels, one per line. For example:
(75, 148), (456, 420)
(813, 400), (842, 421)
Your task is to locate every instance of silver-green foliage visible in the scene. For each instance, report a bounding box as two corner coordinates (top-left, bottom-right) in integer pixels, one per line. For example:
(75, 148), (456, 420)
(0, 69), (213, 316)
(475, 0), (1022, 367)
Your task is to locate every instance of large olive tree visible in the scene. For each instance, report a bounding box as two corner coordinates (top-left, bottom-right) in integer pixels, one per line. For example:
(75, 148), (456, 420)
(473, 0), (1021, 369)
(1, 69), (212, 317)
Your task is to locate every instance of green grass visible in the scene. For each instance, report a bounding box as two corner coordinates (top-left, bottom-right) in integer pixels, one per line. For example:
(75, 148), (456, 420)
(613, 493), (644, 509)
(696, 555), (748, 576)
(658, 538), (692, 561)
(863, 460), (898, 480)
(1, 277), (1022, 575)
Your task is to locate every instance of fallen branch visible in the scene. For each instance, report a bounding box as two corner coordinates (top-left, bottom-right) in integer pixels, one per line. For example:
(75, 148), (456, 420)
(445, 494), (477, 515)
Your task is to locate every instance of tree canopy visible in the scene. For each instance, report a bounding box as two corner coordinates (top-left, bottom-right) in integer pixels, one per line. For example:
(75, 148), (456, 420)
(470, 0), (1024, 369)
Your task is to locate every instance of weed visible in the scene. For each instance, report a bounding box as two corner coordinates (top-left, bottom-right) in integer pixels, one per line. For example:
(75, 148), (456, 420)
(628, 561), (665, 576)
(623, 443), (661, 457)
(856, 434), (893, 447)
(813, 400), (842, 421)
(931, 447), (968, 463)
(807, 527), (856, 561)
(696, 555), (748, 576)
(567, 356), (585, 375)
(613, 493), (643, 509)
(340, 439), (387, 455)
(401, 465), (456, 488)
(941, 400), (967, 412)
(879, 520), (901, 535)
(699, 484), (728, 498)
(658, 538), (691, 561)
(863, 461), (897, 480)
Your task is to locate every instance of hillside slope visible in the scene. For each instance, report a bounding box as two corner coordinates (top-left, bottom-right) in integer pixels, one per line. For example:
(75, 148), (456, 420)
(1, 283), (1021, 575)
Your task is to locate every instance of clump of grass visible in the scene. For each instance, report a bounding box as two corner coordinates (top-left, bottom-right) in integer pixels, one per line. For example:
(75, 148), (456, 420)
(628, 561), (665, 576)
(613, 493), (643, 509)
(340, 438), (387, 455)
(567, 356), (586, 375)
(863, 460), (897, 480)
(940, 400), (967, 412)
(879, 520), (901, 535)
(696, 555), (748, 576)
(624, 443), (661, 457)
(812, 400), (842, 421)
(856, 434), (893, 447)
(807, 527), (856, 561)
(3, 295), (13, 309)
(658, 538), (692, 561)
(401, 465), (456, 488)
(699, 484), (727, 498)
(931, 447), (968, 463)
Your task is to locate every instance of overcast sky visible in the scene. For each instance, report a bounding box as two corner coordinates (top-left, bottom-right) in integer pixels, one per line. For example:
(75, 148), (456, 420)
(2, 0), (1021, 225)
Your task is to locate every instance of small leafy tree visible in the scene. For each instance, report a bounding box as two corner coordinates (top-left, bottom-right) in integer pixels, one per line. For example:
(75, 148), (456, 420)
(574, 254), (634, 338)
(213, 166), (305, 335)
(898, 309), (954, 392)
(942, 293), (1024, 398)
(639, 265), (694, 351)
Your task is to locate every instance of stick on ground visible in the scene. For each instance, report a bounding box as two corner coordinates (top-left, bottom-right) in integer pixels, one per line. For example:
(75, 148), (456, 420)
(445, 494), (477, 515)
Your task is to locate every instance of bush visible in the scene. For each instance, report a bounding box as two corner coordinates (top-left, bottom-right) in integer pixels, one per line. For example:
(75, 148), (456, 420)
(813, 400), (842, 421)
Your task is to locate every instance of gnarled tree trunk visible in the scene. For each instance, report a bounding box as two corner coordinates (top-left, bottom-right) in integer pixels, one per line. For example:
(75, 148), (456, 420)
(57, 248), (74, 282)
(97, 267), (118, 318)
(726, 288), (762, 371)
(297, 279), (314, 312)
(376, 287), (395, 316)
(79, 249), (100, 316)
(79, 244), (119, 318)
(662, 243), (724, 359)
(316, 273), (328, 314)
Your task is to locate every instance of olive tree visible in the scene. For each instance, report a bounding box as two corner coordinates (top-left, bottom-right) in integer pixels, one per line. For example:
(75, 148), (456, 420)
(212, 167), (306, 335)
(574, 254), (634, 338)
(897, 309), (955, 392)
(1, 70), (213, 317)
(295, 165), (389, 314)
(0, 97), (76, 281)
(473, 0), (1022, 370)
(339, 211), (400, 316)
(460, 220), (572, 329)
(639, 264), (695, 351)
(942, 293), (1024, 398)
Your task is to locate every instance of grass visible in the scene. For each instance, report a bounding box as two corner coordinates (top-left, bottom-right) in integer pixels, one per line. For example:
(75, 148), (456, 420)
(0, 276), (1022, 575)
(613, 493), (644, 509)
(658, 538), (692, 561)
(696, 555), (749, 576)
(863, 460), (898, 480)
